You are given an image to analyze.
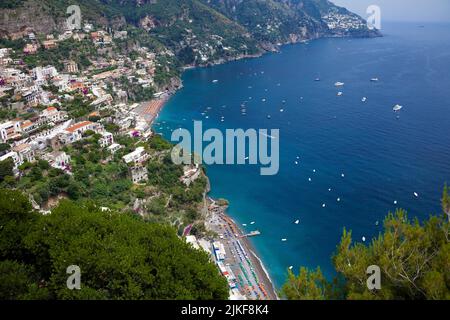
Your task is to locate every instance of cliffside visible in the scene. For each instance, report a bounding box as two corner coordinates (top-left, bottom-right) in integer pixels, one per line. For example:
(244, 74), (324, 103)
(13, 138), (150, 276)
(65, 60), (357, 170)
(0, 0), (380, 65)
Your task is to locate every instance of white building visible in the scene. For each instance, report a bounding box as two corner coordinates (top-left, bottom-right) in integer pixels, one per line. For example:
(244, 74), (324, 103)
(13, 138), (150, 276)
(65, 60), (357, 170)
(41, 106), (66, 123)
(122, 147), (149, 165)
(20, 120), (36, 133)
(12, 143), (35, 163)
(32, 66), (58, 83)
(43, 151), (71, 171)
(60, 121), (102, 144)
(0, 121), (22, 142)
(98, 131), (113, 147)
(107, 143), (122, 154)
(21, 88), (40, 106)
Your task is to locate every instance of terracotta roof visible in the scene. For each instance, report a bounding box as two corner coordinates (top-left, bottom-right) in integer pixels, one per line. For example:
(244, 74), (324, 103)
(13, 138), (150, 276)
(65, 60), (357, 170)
(66, 121), (93, 133)
(21, 120), (33, 128)
(13, 143), (30, 152)
(46, 106), (57, 112)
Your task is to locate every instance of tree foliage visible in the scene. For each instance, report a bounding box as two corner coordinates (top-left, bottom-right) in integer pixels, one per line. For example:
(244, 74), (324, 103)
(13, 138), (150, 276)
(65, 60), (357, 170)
(0, 158), (14, 183)
(0, 189), (228, 300)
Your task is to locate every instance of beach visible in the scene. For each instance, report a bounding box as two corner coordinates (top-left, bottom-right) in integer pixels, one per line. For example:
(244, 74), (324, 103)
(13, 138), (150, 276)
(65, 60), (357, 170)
(204, 198), (278, 300)
(134, 96), (169, 123)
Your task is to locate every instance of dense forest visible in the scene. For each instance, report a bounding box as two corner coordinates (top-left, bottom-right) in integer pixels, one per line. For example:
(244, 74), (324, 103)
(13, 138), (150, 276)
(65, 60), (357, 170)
(0, 188), (229, 299)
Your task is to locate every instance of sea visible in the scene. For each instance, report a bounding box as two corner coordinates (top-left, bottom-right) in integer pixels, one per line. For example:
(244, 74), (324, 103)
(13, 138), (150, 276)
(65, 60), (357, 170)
(153, 22), (450, 288)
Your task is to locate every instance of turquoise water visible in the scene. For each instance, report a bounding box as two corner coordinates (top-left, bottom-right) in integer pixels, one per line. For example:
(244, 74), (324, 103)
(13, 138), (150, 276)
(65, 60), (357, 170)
(154, 22), (450, 288)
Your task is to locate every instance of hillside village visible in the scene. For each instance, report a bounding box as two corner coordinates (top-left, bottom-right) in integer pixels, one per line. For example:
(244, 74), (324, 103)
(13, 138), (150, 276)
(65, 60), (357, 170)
(0, 23), (204, 214)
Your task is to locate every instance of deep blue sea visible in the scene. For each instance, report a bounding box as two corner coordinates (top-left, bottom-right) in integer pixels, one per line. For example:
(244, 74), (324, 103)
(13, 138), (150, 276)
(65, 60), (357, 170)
(154, 22), (450, 288)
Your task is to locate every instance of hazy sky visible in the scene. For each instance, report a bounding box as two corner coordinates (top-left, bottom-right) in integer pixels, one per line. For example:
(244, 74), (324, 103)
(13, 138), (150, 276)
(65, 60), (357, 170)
(332, 0), (450, 22)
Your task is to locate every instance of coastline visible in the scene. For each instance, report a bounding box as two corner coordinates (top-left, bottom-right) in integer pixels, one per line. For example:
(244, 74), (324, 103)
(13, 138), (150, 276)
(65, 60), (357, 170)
(203, 175), (278, 300)
(225, 212), (279, 300)
(150, 31), (382, 299)
(204, 196), (279, 300)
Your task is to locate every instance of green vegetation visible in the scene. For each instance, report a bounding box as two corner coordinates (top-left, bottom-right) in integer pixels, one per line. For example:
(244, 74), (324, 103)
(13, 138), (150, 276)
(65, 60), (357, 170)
(118, 75), (155, 102)
(0, 188), (228, 299)
(0, 0), (26, 9)
(22, 39), (96, 71)
(0, 38), (26, 51)
(62, 94), (94, 119)
(282, 187), (450, 300)
(0, 158), (14, 183)
(15, 159), (80, 205)
(3, 134), (209, 233)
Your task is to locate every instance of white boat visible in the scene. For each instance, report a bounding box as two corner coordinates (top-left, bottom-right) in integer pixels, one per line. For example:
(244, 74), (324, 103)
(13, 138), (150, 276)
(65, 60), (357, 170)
(335, 81), (345, 87)
(212, 79), (219, 83)
(362, 97), (367, 102)
(370, 78), (379, 82)
(294, 219), (300, 224)
(393, 104), (403, 112)
(281, 238), (287, 242)
(414, 192), (419, 198)
(337, 91), (343, 96)
(250, 221), (255, 225)
(362, 236), (366, 242)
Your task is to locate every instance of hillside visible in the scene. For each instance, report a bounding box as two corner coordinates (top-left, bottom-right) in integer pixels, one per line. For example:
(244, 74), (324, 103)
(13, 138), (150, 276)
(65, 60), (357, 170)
(0, 0), (380, 67)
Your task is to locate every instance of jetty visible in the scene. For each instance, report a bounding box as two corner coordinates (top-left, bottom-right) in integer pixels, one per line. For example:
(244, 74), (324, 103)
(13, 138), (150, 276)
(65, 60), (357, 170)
(242, 230), (261, 237)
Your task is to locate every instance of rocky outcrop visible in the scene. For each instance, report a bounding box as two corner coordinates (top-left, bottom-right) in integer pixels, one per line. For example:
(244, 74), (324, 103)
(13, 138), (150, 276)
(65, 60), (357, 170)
(0, 1), (60, 36)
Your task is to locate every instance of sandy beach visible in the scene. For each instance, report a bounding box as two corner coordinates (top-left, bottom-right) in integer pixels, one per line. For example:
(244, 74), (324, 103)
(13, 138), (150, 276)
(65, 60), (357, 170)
(133, 97), (168, 123)
(204, 198), (278, 300)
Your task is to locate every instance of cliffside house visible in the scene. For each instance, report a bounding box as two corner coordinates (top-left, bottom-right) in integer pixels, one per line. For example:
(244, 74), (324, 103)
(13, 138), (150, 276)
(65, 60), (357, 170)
(59, 121), (102, 144)
(0, 120), (22, 142)
(98, 131), (114, 148)
(12, 143), (35, 163)
(43, 151), (71, 171)
(107, 143), (122, 154)
(122, 147), (149, 166)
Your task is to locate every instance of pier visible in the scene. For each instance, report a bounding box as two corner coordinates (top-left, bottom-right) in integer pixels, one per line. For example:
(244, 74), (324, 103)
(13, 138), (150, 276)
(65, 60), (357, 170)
(242, 230), (261, 237)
